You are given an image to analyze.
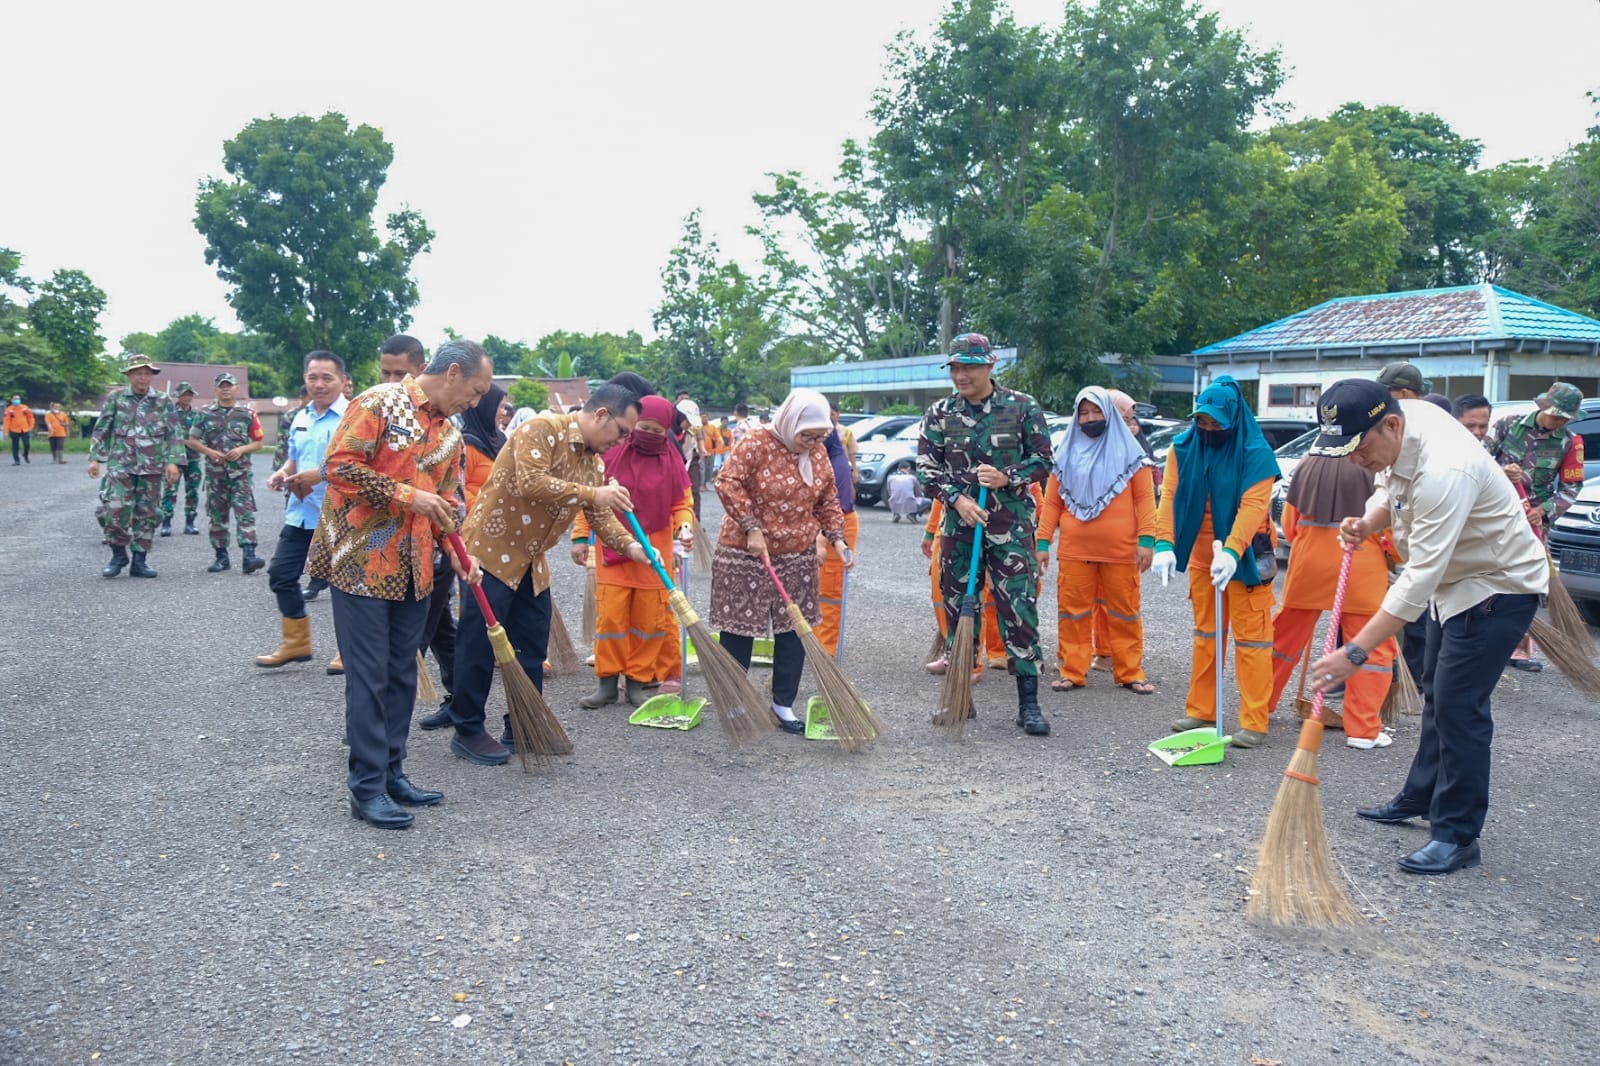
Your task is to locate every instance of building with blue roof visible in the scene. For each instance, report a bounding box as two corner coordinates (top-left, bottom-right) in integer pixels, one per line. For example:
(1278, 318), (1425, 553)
(1189, 284), (1600, 415)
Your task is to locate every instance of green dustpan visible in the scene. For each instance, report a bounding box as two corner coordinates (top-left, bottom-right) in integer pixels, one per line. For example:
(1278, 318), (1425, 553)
(685, 635), (773, 668)
(628, 693), (706, 730)
(1148, 727), (1231, 766)
(803, 696), (879, 742)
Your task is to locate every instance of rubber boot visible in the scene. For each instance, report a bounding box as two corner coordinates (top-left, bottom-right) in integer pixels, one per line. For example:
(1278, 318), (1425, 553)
(183, 516), (199, 535)
(1016, 674), (1048, 736)
(129, 552), (157, 578)
(241, 544), (265, 575)
(579, 675), (620, 708)
(207, 548), (231, 573)
(624, 677), (652, 706)
(159, 517), (173, 537)
(102, 545), (129, 578)
(256, 616), (313, 667)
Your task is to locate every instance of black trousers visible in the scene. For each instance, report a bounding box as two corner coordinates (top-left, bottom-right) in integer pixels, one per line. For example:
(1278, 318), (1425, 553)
(1400, 593), (1538, 845)
(332, 588), (428, 800)
(267, 524), (314, 618)
(450, 570), (549, 736)
(49, 436), (63, 459)
(420, 553), (457, 702)
(1400, 615), (1428, 686)
(717, 630), (804, 709)
(10, 431), (28, 461)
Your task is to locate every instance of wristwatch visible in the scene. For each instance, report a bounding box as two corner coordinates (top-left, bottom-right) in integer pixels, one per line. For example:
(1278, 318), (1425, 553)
(1342, 643), (1368, 667)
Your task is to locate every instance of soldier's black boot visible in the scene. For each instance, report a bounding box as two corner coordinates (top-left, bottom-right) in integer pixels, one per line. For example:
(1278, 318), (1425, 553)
(1016, 674), (1049, 736)
(159, 517), (173, 537)
(183, 516), (199, 535)
(102, 545), (129, 578)
(241, 544), (265, 575)
(129, 552), (157, 578)
(207, 548), (231, 573)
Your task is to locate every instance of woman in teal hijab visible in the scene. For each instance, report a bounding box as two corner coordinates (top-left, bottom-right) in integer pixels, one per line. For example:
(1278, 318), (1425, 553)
(1151, 375), (1281, 748)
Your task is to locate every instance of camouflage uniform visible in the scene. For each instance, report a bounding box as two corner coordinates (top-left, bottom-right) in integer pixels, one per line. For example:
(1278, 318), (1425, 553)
(90, 387), (185, 552)
(192, 402), (264, 549)
(917, 383), (1053, 676)
(1485, 384), (1586, 533)
(161, 401), (206, 523)
(272, 404), (304, 471)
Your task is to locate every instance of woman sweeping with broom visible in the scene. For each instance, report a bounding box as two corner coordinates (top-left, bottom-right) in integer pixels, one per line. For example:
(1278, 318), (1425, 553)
(571, 394), (696, 708)
(711, 388), (851, 734)
(1151, 375), (1281, 748)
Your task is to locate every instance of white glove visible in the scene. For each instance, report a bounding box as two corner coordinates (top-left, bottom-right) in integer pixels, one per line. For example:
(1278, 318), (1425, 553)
(1210, 549), (1238, 589)
(1151, 550), (1177, 586)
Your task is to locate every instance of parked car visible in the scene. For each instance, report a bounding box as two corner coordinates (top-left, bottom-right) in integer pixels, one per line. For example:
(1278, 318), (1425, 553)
(1488, 398), (1600, 482)
(851, 416), (923, 506)
(1549, 478), (1600, 626)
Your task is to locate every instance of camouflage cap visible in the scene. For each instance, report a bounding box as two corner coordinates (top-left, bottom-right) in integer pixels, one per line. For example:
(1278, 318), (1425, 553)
(1535, 381), (1583, 419)
(214, 372), (238, 387)
(121, 353), (160, 375)
(175, 381), (196, 396)
(944, 332), (996, 366)
(1375, 361), (1427, 395)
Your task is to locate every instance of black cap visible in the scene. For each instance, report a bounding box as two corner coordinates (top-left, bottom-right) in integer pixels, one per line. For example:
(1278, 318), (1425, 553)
(1308, 379), (1400, 457)
(1375, 361), (1427, 395)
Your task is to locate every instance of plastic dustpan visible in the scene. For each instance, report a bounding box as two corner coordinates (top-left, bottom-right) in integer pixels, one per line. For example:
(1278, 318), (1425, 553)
(803, 696), (880, 742)
(628, 693), (706, 730)
(685, 635), (773, 667)
(1148, 727), (1231, 766)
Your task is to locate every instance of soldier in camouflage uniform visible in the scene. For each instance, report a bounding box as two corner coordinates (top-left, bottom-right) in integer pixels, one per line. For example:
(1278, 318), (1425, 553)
(160, 381), (206, 536)
(1487, 380), (1586, 671)
(187, 372), (267, 574)
(89, 354), (185, 578)
(916, 332), (1054, 736)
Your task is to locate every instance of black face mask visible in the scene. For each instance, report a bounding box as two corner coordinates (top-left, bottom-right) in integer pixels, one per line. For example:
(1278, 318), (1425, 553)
(1198, 426), (1234, 449)
(1079, 420), (1108, 439)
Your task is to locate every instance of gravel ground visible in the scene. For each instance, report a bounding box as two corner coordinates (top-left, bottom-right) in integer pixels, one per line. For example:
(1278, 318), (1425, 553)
(3, 456), (1598, 1065)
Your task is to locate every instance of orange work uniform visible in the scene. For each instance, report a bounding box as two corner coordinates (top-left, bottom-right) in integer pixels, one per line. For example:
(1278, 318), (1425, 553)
(924, 498), (1023, 666)
(1037, 466), (1156, 686)
(574, 488), (694, 684)
(1155, 451), (1277, 733)
(814, 509), (860, 655)
(1269, 504), (1399, 741)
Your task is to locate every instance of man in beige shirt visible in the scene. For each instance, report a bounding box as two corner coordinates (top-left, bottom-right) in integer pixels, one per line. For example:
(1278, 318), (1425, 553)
(448, 383), (650, 764)
(1307, 380), (1547, 875)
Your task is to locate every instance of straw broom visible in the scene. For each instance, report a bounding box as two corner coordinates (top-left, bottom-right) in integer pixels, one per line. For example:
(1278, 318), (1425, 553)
(690, 516), (714, 574)
(1543, 552), (1589, 645)
(445, 533), (572, 769)
(415, 651), (441, 708)
(546, 599), (582, 675)
(1379, 652), (1421, 727)
(1526, 616), (1600, 697)
(759, 552), (881, 752)
(934, 487), (988, 737)
(1248, 544), (1362, 928)
(621, 509), (773, 745)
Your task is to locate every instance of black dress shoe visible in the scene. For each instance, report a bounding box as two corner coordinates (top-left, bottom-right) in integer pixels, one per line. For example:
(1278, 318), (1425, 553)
(349, 793), (413, 829)
(1398, 838), (1481, 875)
(417, 706), (452, 730)
(387, 776), (444, 807)
(776, 717), (806, 735)
(1355, 799), (1429, 824)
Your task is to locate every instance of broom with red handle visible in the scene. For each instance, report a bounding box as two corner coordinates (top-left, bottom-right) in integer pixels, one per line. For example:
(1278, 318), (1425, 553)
(1248, 543), (1362, 927)
(444, 532), (572, 768)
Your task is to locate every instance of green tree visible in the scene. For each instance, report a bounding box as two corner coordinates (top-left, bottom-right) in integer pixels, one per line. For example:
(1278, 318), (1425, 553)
(27, 268), (110, 399)
(529, 330), (648, 380)
(507, 378), (550, 410)
(1495, 101), (1600, 317)
(194, 112), (434, 384)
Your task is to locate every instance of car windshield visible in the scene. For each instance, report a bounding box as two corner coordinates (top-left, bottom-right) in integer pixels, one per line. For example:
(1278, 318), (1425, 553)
(892, 423), (922, 441)
(1143, 423), (1188, 453)
(1275, 428), (1319, 459)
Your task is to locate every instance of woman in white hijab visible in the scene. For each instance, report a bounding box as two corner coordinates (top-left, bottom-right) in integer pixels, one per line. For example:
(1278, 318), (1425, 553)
(710, 388), (852, 732)
(1036, 385), (1158, 694)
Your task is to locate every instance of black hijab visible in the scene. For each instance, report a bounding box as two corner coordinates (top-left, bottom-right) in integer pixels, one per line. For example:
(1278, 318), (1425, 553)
(460, 383), (507, 460)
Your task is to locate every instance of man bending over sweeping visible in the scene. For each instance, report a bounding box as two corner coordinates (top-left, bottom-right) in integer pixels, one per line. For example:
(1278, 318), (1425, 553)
(1307, 379), (1547, 876)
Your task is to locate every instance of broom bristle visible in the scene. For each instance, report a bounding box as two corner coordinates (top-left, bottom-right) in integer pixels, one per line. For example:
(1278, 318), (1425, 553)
(1379, 653), (1422, 727)
(1544, 557), (1590, 645)
(691, 517), (714, 574)
(415, 651), (441, 707)
(546, 600), (582, 676)
(582, 552), (598, 644)
(1528, 616), (1600, 697)
(666, 590), (774, 745)
(789, 604), (881, 753)
(934, 604), (977, 737)
(500, 660), (573, 769)
(1248, 720), (1363, 927)
(926, 625), (946, 665)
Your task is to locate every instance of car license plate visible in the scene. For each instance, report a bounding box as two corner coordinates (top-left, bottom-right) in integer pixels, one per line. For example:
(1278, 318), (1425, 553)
(1559, 548), (1600, 575)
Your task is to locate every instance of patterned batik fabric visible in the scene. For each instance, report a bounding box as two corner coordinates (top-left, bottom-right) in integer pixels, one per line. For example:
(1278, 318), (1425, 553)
(711, 429), (845, 556)
(708, 546), (821, 638)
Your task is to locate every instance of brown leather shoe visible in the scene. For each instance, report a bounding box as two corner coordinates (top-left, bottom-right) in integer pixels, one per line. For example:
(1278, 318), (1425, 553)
(256, 616), (312, 667)
(326, 652), (344, 675)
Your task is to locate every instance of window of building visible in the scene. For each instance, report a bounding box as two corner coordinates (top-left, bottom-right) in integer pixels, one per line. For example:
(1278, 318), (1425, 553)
(1268, 384), (1319, 406)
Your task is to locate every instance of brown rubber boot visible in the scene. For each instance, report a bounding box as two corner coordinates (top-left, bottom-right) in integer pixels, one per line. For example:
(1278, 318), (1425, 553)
(256, 616), (313, 667)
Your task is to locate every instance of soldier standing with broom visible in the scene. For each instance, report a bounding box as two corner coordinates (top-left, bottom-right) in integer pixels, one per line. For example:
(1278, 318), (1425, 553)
(1307, 379), (1548, 875)
(916, 333), (1053, 736)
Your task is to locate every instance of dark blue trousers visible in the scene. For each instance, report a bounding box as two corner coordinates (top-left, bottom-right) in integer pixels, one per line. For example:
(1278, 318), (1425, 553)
(267, 524), (314, 618)
(718, 630), (804, 709)
(449, 570), (549, 736)
(332, 588), (428, 801)
(1401, 593), (1538, 845)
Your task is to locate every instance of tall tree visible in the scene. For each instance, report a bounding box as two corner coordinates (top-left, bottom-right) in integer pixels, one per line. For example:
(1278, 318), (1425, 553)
(27, 268), (109, 398)
(194, 112), (434, 383)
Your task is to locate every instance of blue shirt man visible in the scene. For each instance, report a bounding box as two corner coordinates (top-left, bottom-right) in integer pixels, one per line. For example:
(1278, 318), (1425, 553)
(283, 396), (348, 529)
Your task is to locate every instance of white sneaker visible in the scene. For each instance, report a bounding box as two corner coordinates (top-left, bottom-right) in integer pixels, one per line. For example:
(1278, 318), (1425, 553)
(1347, 733), (1394, 750)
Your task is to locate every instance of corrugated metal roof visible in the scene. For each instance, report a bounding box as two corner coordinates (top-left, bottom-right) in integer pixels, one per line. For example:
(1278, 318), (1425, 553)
(1192, 285), (1600, 356)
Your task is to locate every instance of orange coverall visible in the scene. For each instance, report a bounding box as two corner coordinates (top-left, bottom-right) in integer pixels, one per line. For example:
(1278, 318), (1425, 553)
(1037, 466), (1156, 686)
(814, 509), (861, 655)
(1155, 452), (1277, 733)
(925, 499), (1008, 667)
(1269, 503), (1399, 741)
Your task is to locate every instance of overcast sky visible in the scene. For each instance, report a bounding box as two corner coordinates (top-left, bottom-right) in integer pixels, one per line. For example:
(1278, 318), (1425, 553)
(5, 0), (1598, 359)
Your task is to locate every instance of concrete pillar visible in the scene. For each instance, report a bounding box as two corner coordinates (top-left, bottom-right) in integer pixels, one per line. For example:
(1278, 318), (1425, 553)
(1482, 352), (1510, 402)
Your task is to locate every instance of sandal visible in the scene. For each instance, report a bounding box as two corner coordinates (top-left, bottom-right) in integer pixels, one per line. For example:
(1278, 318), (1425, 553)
(1049, 678), (1085, 691)
(1122, 680), (1156, 696)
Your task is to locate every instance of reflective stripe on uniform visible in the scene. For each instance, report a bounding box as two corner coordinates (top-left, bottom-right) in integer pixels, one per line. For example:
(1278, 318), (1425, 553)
(1194, 628), (1217, 640)
(1235, 639), (1274, 649)
(1104, 609), (1141, 623)
(1057, 610), (1092, 621)
(628, 627), (665, 641)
